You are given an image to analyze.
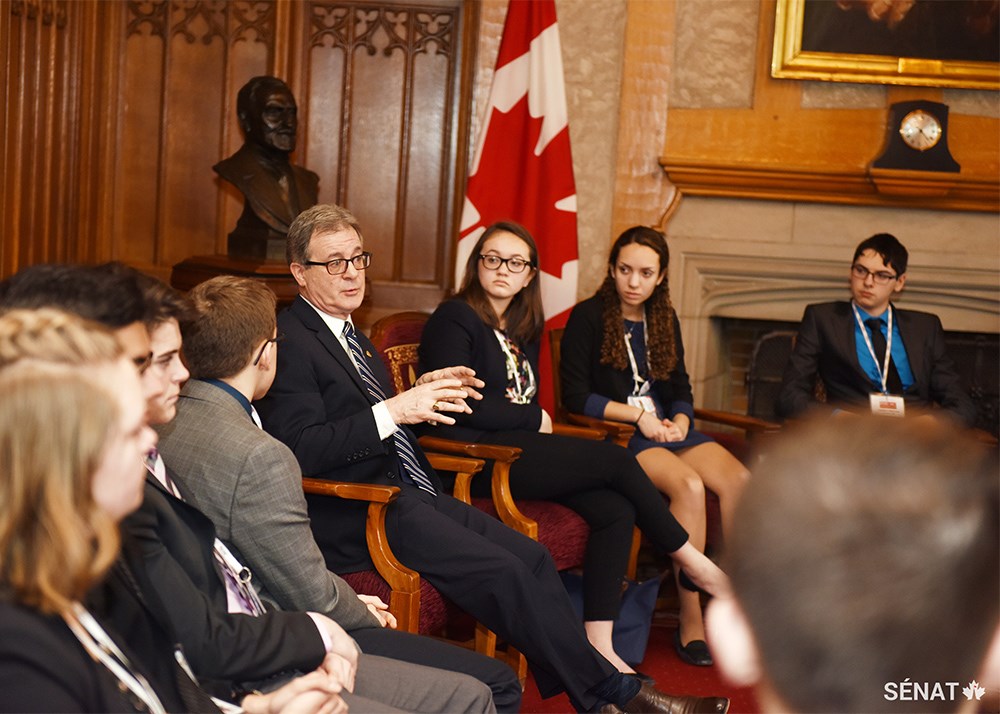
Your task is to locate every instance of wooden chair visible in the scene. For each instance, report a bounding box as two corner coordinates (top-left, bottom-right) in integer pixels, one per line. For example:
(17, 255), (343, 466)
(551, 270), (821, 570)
(301, 452), (485, 635)
(369, 311), (599, 573)
(302, 454), (525, 674)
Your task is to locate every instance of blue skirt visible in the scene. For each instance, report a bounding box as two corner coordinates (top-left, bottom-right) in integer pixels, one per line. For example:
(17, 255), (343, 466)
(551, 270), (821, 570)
(628, 427), (714, 455)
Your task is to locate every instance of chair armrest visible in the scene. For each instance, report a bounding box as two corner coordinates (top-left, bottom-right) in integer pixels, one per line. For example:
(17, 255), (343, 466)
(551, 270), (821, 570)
(418, 435), (523, 463)
(424, 453), (486, 505)
(302, 478), (399, 503)
(563, 413), (637, 447)
(694, 408), (781, 435)
(415, 436), (538, 540)
(489, 459), (538, 540)
(552, 422), (606, 441)
(300, 478), (420, 633)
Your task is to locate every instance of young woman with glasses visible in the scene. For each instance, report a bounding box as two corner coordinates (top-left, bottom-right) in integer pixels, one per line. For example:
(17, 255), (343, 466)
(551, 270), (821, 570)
(418, 222), (729, 675)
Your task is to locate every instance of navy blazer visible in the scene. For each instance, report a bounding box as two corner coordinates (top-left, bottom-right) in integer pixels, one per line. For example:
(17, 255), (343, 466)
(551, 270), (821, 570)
(559, 295), (695, 419)
(777, 301), (975, 424)
(256, 296), (443, 571)
(121, 474), (326, 687)
(0, 586), (201, 714)
(417, 299), (544, 442)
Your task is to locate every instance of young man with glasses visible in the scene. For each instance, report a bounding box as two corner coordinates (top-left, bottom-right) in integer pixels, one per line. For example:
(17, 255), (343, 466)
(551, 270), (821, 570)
(777, 233), (975, 424)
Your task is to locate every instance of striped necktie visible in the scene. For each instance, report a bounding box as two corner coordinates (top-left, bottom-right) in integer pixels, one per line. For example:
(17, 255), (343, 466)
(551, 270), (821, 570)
(343, 321), (436, 495)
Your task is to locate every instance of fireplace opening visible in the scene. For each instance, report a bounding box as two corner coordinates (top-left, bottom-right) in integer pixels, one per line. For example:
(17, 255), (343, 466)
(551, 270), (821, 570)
(715, 317), (999, 437)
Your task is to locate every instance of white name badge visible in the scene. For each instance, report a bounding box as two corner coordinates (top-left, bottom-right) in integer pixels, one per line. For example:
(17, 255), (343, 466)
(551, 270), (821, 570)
(627, 395), (657, 414)
(870, 393), (905, 417)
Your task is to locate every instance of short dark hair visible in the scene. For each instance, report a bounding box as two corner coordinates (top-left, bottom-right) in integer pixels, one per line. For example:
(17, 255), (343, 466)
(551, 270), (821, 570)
(182, 276), (276, 379)
(133, 272), (194, 330)
(727, 416), (998, 713)
(853, 233), (908, 276)
(0, 263), (146, 329)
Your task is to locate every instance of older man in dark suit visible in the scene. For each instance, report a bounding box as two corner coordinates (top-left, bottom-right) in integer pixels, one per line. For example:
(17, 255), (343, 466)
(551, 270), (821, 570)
(778, 233), (975, 425)
(256, 203), (730, 714)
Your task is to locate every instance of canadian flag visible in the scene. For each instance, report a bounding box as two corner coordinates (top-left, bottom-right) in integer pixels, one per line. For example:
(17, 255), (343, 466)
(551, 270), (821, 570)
(457, 0), (577, 411)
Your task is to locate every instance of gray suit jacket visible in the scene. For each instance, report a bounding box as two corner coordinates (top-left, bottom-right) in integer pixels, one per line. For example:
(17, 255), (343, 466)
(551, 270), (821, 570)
(156, 379), (379, 631)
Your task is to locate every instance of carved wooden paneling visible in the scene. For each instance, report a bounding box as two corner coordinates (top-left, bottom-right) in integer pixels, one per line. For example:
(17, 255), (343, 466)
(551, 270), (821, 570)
(1, 0), (78, 277)
(300, 0), (472, 311)
(117, 0), (276, 274)
(3, 0), (475, 308)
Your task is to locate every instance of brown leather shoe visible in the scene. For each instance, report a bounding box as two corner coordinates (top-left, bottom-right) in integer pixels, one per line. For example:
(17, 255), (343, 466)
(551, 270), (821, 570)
(621, 684), (730, 714)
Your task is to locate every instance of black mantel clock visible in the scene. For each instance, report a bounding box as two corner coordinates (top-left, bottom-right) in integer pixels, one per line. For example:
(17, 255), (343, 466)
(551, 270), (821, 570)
(872, 100), (961, 173)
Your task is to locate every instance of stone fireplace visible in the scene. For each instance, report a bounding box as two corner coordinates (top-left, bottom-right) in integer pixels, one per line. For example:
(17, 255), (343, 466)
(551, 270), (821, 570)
(661, 198), (1000, 423)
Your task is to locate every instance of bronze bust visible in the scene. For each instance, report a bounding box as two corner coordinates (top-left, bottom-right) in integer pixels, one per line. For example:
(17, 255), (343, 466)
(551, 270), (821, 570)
(215, 76), (319, 260)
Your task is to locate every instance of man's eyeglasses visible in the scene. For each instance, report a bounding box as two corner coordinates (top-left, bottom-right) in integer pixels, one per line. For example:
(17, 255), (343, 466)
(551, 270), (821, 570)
(478, 254), (534, 274)
(304, 252), (372, 275)
(253, 333), (285, 366)
(851, 263), (897, 285)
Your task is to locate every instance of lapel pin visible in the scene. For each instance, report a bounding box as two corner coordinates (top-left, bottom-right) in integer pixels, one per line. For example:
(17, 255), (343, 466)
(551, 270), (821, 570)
(365, 350), (372, 358)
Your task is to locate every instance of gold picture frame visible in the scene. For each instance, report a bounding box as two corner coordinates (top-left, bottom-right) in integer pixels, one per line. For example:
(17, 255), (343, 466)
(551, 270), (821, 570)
(772, 0), (1000, 90)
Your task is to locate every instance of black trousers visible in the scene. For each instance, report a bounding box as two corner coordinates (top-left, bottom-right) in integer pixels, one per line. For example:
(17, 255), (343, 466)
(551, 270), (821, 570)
(352, 626), (521, 712)
(384, 489), (618, 712)
(471, 431), (689, 621)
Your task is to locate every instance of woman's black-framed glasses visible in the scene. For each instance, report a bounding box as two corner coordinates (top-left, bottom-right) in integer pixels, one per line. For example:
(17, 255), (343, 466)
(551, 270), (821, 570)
(478, 254), (534, 273)
(253, 333), (285, 366)
(304, 252), (372, 275)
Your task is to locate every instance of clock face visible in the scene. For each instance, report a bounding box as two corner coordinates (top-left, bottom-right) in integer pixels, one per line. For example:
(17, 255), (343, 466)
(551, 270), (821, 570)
(899, 110), (942, 152)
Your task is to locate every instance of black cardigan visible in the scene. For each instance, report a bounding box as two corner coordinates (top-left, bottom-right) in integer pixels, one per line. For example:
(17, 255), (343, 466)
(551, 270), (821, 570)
(560, 295), (695, 418)
(418, 299), (544, 442)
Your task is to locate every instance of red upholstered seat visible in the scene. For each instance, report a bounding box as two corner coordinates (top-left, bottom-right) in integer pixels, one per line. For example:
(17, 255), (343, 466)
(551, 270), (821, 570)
(471, 497), (588, 571)
(341, 571), (450, 636)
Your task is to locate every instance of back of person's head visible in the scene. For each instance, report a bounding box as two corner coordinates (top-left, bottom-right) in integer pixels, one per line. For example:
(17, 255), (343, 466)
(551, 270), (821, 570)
(0, 311), (126, 613)
(0, 308), (122, 371)
(0, 262), (147, 329)
(286, 203), (364, 266)
(721, 416), (998, 713)
(182, 276), (277, 379)
(853, 233), (909, 276)
(133, 271), (193, 331)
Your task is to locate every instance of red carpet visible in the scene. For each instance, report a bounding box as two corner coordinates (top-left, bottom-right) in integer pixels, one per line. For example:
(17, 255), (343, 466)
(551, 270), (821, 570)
(518, 621), (759, 713)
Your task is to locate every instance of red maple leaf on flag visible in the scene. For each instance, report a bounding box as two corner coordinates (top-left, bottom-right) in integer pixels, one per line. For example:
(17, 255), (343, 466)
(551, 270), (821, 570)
(458, 0), (578, 410)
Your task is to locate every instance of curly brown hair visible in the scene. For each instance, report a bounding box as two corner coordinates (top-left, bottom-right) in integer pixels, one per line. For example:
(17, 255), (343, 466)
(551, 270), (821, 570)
(597, 226), (677, 380)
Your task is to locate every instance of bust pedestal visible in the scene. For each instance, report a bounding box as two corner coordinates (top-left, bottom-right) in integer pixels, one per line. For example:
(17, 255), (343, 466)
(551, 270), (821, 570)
(170, 255), (298, 309)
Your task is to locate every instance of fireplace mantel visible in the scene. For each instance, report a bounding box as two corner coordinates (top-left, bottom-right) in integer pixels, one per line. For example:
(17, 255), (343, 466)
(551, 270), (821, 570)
(661, 159), (1000, 214)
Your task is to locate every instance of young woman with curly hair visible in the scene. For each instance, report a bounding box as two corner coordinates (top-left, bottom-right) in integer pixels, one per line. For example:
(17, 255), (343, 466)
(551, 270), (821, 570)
(560, 226), (749, 666)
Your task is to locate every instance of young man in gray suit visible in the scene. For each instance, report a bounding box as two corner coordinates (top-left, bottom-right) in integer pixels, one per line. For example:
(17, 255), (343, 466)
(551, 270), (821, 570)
(153, 275), (521, 712)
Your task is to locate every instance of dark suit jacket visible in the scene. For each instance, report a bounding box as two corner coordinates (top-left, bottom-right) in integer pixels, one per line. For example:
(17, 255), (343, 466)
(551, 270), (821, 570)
(416, 299), (544, 442)
(777, 301), (975, 425)
(255, 295), (443, 572)
(0, 596), (191, 713)
(559, 295), (695, 418)
(121, 474), (327, 686)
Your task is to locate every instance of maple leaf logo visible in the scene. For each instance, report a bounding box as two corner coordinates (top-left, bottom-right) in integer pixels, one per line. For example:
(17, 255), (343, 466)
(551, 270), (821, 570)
(963, 680), (985, 701)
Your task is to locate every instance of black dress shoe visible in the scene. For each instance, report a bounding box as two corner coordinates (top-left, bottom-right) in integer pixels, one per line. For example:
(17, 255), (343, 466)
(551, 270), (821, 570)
(621, 683), (729, 714)
(631, 670), (656, 687)
(674, 629), (713, 667)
